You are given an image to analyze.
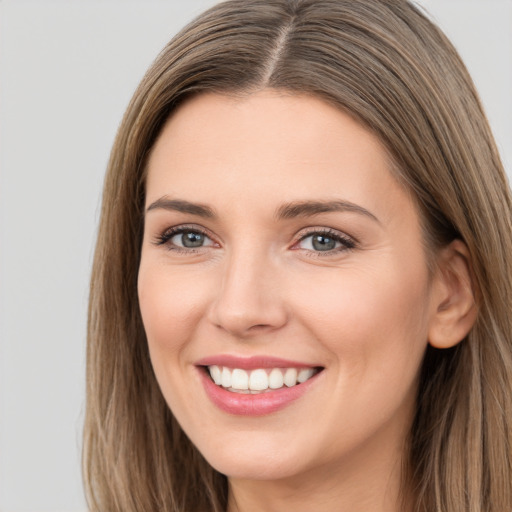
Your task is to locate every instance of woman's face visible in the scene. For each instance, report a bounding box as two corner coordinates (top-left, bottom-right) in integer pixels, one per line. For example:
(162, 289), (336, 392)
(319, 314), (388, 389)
(138, 90), (439, 484)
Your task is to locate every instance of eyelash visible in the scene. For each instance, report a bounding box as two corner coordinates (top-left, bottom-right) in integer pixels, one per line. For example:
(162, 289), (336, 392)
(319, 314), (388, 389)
(153, 225), (357, 256)
(153, 225), (215, 253)
(294, 228), (357, 257)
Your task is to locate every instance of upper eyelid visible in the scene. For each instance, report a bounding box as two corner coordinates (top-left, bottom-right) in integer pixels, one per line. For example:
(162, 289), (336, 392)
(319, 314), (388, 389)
(152, 224), (217, 248)
(295, 226), (357, 243)
(161, 224), (215, 238)
(152, 224), (357, 249)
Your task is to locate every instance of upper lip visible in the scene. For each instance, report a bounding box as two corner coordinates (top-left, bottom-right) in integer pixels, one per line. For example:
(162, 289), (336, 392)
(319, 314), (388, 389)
(195, 354), (322, 370)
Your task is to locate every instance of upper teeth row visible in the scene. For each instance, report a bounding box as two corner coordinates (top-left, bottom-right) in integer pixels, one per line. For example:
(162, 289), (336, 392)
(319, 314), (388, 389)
(208, 365), (316, 392)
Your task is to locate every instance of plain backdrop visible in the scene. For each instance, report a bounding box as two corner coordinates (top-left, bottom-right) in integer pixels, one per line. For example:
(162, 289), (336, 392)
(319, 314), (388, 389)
(0, 1), (510, 511)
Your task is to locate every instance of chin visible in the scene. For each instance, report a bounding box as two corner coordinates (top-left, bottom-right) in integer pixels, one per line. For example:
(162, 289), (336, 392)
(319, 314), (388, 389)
(208, 453), (305, 482)
(193, 430), (311, 481)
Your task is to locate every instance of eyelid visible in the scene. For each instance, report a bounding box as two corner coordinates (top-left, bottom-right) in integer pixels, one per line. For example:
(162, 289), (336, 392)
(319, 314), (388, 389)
(292, 227), (357, 253)
(152, 223), (219, 250)
(151, 223), (356, 255)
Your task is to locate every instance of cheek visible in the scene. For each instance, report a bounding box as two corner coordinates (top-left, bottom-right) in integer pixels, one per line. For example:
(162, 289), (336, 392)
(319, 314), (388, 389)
(137, 262), (211, 421)
(290, 263), (431, 443)
(137, 261), (210, 363)
(291, 261), (431, 373)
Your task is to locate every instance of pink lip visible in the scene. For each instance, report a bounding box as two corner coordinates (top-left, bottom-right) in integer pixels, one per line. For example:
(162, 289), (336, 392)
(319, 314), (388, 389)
(196, 356), (323, 416)
(195, 354), (319, 370)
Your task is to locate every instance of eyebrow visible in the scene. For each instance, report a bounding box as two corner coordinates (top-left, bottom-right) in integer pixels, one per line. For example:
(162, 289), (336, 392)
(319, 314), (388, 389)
(145, 197), (215, 218)
(276, 200), (379, 223)
(145, 196), (379, 223)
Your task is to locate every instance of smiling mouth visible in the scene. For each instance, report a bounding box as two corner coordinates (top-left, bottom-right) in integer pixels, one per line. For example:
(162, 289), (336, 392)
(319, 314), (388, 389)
(204, 365), (323, 394)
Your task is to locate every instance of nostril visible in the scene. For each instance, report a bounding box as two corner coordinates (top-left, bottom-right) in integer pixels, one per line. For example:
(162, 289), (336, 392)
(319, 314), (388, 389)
(249, 324), (273, 330)
(209, 300), (288, 337)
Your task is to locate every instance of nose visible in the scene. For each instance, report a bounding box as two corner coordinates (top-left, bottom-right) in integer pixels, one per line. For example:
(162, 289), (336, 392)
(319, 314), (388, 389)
(207, 249), (289, 339)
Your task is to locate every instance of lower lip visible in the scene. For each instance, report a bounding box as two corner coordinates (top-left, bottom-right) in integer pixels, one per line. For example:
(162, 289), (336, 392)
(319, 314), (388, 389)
(198, 368), (322, 416)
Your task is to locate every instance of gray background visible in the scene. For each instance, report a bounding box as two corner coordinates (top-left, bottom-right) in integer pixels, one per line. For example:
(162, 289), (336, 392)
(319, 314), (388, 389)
(0, 1), (510, 511)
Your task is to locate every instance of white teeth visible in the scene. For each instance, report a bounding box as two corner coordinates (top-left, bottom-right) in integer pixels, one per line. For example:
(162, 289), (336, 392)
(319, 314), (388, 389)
(209, 365), (222, 385)
(284, 368), (298, 387)
(268, 368), (284, 389)
(249, 369), (269, 391)
(231, 369), (249, 390)
(221, 367), (232, 388)
(298, 368), (315, 383)
(207, 365), (318, 392)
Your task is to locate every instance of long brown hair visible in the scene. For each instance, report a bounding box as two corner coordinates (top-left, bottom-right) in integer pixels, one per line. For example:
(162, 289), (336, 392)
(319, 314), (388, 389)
(84, 1), (512, 510)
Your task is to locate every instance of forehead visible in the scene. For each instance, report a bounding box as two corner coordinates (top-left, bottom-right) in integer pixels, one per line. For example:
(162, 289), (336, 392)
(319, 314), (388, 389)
(145, 90), (409, 223)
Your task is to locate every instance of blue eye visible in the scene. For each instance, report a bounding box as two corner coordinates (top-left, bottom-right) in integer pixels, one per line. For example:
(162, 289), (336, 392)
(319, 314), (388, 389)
(297, 230), (355, 253)
(172, 230), (208, 248)
(155, 227), (215, 250)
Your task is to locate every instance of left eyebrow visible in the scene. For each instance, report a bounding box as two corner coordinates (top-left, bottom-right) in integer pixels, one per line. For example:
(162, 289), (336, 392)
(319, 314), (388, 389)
(275, 200), (380, 223)
(145, 197), (215, 218)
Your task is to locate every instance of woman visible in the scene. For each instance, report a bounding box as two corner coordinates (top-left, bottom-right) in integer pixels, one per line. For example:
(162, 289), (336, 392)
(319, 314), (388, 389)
(83, 1), (512, 511)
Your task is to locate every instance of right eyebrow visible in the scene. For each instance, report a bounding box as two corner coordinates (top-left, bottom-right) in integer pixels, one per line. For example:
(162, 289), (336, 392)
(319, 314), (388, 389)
(275, 199), (380, 224)
(145, 197), (215, 218)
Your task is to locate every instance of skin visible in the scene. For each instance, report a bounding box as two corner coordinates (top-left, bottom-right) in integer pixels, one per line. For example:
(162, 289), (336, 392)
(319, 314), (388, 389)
(138, 90), (475, 512)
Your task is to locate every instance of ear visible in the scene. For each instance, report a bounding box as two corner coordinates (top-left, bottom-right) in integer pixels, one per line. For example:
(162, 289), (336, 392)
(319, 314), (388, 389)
(428, 239), (478, 349)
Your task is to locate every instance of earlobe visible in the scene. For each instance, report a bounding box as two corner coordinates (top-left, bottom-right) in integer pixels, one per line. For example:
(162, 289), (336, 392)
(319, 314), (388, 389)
(428, 239), (479, 349)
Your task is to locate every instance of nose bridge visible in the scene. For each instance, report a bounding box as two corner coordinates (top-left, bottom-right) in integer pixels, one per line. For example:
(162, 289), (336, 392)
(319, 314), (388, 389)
(208, 242), (287, 337)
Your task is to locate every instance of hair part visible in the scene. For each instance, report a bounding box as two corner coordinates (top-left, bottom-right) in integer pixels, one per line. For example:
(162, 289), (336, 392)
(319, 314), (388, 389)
(84, 1), (512, 511)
